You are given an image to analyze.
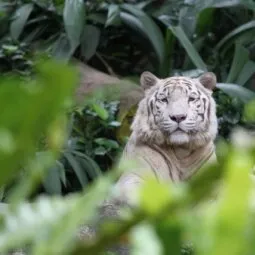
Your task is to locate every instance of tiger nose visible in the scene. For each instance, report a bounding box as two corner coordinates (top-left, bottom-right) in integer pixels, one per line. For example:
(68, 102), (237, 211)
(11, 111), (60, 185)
(170, 114), (187, 123)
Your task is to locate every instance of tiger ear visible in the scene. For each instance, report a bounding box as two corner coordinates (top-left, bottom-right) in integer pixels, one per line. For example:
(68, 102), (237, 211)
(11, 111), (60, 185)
(140, 71), (159, 90)
(199, 72), (217, 91)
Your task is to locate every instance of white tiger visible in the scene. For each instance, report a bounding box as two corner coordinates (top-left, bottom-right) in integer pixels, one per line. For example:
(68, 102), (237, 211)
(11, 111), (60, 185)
(113, 71), (218, 204)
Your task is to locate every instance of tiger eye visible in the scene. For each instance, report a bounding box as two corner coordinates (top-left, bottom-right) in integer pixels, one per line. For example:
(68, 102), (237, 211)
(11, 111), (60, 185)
(160, 98), (168, 103)
(188, 97), (196, 102)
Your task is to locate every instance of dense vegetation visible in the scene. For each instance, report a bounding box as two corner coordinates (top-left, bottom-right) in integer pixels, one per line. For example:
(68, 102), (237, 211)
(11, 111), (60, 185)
(0, 0), (254, 254)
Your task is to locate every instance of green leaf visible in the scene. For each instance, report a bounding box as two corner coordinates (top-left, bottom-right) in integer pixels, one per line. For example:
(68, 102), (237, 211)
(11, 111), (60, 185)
(215, 20), (255, 52)
(131, 223), (163, 255)
(10, 3), (34, 40)
(72, 151), (101, 178)
(120, 4), (165, 66)
(105, 4), (120, 27)
(159, 16), (207, 71)
(63, 0), (86, 52)
(92, 103), (109, 120)
(226, 43), (249, 83)
(43, 163), (62, 195)
(244, 100), (255, 122)
(216, 83), (255, 102)
(140, 179), (172, 216)
(81, 25), (100, 61)
(64, 152), (88, 187)
(94, 146), (107, 156)
(57, 161), (67, 187)
(194, 0), (255, 10)
(236, 61), (255, 86)
(52, 33), (74, 61)
(0, 60), (77, 189)
(0, 171), (114, 254)
(94, 138), (119, 149)
(208, 148), (254, 255)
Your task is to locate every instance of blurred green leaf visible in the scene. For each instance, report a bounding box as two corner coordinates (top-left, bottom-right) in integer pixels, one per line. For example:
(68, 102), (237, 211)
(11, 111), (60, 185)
(215, 20), (255, 52)
(94, 138), (119, 149)
(208, 148), (253, 255)
(236, 61), (255, 86)
(52, 33), (74, 61)
(216, 83), (255, 102)
(140, 179), (172, 216)
(72, 150), (101, 178)
(155, 216), (182, 255)
(10, 3), (34, 40)
(120, 4), (165, 66)
(64, 152), (88, 187)
(244, 100), (255, 122)
(94, 146), (108, 156)
(131, 223), (163, 255)
(81, 25), (100, 61)
(92, 103), (109, 120)
(43, 162), (63, 195)
(159, 16), (207, 71)
(194, 0), (255, 10)
(63, 0), (85, 52)
(0, 60), (77, 189)
(105, 4), (120, 27)
(226, 43), (249, 83)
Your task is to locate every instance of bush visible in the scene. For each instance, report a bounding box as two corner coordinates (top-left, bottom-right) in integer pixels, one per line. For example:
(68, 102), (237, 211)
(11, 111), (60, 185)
(0, 60), (254, 255)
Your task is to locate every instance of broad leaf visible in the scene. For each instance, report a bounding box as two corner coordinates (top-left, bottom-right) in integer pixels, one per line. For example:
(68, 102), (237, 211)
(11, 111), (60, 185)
(215, 20), (255, 51)
(72, 150), (101, 178)
(159, 16), (207, 71)
(217, 83), (255, 102)
(52, 34), (74, 61)
(63, 0), (85, 52)
(236, 61), (255, 87)
(105, 4), (120, 27)
(81, 25), (100, 61)
(208, 148), (253, 255)
(94, 138), (119, 149)
(10, 3), (34, 40)
(194, 0), (255, 10)
(226, 43), (249, 83)
(64, 152), (88, 187)
(91, 103), (109, 120)
(131, 223), (162, 255)
(120, 4), (165, 66)
(43, 163), (62, 195)
(0, 60), (77, 188)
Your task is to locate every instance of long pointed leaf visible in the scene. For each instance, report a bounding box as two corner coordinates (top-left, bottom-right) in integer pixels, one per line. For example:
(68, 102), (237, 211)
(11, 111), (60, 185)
(226, 43), (249, 83)
(64, 152), (88, 187)
(217, 83), (255, 102)
(236, 61), (255, 87)
(215, 21), (255, 51)
(120, 4), (165, 66)
(159, 16), (207, 71)
(10, 3), (34, 40)
(63, 0), (86, 52)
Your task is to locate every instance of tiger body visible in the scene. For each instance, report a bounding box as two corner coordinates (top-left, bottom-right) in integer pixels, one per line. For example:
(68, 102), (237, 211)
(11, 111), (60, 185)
(113, 71), (218, 204)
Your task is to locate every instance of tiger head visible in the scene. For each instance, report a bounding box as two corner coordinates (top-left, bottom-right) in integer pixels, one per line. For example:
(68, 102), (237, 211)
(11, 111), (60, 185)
(131, 72), (218, 148)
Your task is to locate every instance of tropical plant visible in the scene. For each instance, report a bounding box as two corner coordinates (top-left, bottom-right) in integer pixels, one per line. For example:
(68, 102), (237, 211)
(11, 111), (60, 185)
(0, 0), (254, 194)
(0, 60), (254, 255)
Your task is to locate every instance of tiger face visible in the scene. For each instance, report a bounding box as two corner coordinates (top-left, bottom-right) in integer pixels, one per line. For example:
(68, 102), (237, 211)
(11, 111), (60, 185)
(131, 72), (218, 147)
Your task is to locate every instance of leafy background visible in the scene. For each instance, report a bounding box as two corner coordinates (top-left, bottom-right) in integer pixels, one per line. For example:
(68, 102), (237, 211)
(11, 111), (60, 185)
(0, 0), (254, 254)
(0, 0), (254, 195)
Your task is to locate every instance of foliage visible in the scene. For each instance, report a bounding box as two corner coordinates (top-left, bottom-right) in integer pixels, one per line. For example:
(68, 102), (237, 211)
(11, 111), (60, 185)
(0, 3), (254, 254)
(41, 100), (122, 195)
(1, 0), (254, 137)
(0, 62), (254, 255)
